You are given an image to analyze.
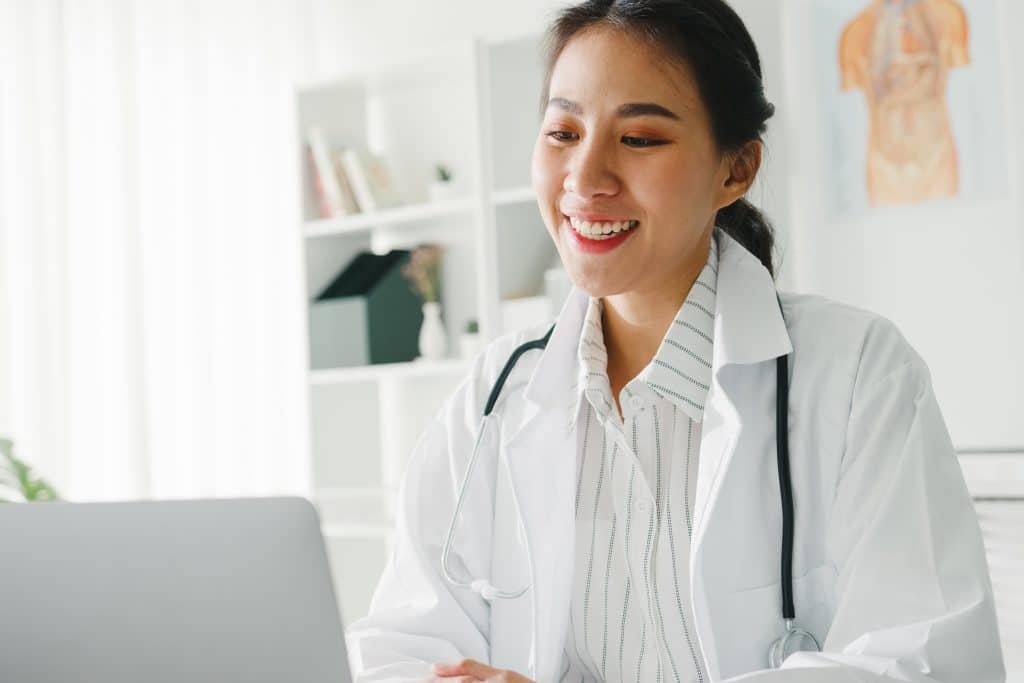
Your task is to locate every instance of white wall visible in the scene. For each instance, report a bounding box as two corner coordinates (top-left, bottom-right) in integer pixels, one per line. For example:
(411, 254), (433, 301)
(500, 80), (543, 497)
(781, 0), (1024, 450)
(729, 1), (796, 291)
(306, 0), (565, 78)
(0, 219), (9, 436)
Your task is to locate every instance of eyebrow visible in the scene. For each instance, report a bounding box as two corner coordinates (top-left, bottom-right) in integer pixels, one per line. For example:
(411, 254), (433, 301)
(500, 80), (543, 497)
(546, 97), (681, 121)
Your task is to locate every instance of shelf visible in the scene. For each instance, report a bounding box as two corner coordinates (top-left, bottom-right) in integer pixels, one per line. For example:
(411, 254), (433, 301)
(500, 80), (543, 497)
(493, 185), (536, 206)
(298, 36), (552, 614)
(304, 197), (476, 238)
(310, 357), (471, 385)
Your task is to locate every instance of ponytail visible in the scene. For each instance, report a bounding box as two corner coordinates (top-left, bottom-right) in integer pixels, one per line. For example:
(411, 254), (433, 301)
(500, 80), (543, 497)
(716, 198), (776, 279)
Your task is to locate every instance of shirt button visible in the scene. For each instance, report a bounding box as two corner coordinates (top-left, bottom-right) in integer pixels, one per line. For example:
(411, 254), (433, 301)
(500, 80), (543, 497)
(630, 395), (644, 411)
(636, 499), (650, 514)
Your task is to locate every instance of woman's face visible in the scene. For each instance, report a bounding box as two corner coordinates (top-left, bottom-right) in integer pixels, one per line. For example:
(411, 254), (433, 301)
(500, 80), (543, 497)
(532, 26), (736, 299)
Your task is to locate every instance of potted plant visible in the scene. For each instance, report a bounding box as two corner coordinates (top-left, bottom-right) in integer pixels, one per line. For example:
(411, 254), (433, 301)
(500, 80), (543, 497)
(0, 437), (60, 503)
(427, 163), (459, 203)
(401, 244), (447, 360)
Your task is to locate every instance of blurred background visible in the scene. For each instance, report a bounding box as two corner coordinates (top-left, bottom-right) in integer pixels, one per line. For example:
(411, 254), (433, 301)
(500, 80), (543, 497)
(1, 0), (1022, 674)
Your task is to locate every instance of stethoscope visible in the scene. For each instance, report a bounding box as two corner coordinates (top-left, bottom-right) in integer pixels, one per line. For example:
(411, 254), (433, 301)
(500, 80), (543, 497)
(441, 294), (822, 669)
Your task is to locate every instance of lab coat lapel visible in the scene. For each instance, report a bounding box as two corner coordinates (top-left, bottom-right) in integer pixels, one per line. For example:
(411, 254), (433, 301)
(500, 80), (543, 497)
(689, 230), (793, 678)
(691, 230), (793, 546)
(500, 287), (588, 682)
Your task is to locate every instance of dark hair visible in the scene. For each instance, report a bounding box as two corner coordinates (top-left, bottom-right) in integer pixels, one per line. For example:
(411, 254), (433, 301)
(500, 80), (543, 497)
(539, 0), (778, 277)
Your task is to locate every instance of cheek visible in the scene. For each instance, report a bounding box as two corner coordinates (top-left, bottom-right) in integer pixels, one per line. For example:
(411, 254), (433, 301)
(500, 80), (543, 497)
(531, 141), (558, 193)
(642, 155), (716, 213)
(531, 142), (562, 227)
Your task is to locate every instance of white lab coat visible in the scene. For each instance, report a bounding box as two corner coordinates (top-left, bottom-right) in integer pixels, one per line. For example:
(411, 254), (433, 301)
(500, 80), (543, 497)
(345, 230), (1004, 682)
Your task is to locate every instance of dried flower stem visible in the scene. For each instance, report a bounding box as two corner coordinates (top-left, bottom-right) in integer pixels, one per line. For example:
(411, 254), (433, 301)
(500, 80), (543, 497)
(401, 244), (443, 303)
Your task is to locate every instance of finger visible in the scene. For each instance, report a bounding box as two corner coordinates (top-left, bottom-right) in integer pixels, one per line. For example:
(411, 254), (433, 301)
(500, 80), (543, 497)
(432, 659), (497, 679)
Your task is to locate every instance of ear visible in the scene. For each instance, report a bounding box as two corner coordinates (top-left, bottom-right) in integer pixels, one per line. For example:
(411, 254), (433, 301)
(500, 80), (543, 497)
(714, 140), (762, 211)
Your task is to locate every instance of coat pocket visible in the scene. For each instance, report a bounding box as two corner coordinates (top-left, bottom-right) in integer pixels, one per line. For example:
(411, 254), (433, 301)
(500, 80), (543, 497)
(710, 563), (837, 677)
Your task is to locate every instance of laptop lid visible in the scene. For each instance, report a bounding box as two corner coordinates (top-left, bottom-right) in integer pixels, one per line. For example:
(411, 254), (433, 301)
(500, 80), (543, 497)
(0, 497), (351, 683)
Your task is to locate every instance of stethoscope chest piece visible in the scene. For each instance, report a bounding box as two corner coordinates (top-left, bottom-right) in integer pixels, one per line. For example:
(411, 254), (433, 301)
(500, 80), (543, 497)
(768, 619), (822, 668)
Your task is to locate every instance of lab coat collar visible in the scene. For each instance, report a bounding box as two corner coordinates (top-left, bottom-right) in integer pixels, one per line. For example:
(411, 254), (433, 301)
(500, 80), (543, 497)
(709, 228), (793, 365)
(523, 228), (793, 409)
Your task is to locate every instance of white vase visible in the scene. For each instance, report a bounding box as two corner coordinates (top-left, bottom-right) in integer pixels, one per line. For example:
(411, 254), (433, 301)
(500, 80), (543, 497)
(418, 301), (447, 360)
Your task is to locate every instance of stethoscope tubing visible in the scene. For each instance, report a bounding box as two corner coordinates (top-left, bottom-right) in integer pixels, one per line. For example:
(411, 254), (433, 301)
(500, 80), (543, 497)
(440, 324), (553, 600)
(775, 302), (796, 621)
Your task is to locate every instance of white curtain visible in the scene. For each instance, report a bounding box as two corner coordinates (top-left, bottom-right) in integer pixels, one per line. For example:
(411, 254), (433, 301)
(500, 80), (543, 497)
(0, 0), (321, 500)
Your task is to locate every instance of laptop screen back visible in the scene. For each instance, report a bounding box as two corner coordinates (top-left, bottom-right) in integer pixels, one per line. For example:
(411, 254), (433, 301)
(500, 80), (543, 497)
(0, 497), (351, 683)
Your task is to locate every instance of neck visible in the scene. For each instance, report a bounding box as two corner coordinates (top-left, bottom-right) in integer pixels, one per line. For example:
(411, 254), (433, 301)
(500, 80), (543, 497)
(601, 230), (713, 385)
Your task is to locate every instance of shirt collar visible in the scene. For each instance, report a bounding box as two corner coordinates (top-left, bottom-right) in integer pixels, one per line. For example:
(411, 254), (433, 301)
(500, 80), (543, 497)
(576, 296), (615, 424)
(639, 232), (719, 422)
(573, 232), (720, 424)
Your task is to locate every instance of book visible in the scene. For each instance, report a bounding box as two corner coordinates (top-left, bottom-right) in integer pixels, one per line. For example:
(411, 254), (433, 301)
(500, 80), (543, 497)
(340, 148), (377, 213)
(305, 145), (334, 219)
(329, 149), (362, 215)
(307, 126), (346, 217)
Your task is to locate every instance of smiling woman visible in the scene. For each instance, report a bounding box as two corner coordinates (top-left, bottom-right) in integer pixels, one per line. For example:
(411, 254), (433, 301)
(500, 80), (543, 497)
(529, 2), (773, 420)
(344, 2), (1004, 682)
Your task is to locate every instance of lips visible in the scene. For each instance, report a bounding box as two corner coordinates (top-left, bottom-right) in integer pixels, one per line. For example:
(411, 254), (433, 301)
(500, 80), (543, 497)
(562, 214), (638, 254)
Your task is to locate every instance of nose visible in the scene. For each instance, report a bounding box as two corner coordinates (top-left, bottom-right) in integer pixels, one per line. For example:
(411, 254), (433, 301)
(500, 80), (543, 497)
(563, 137), (620, 198)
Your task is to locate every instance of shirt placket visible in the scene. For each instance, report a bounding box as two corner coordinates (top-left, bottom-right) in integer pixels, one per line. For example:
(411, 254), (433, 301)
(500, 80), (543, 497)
(654, 407), (707, 683)
(616, 382), (664, 681)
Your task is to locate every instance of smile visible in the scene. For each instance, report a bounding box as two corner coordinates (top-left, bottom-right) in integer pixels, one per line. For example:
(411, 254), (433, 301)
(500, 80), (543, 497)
(567, 216), (640, 241)
(562, 215), (640, 254)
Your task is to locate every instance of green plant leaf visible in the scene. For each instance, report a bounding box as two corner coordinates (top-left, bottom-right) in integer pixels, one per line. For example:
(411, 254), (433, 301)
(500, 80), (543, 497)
(0, 437), (61, 502)
(13, 459), (32, 488)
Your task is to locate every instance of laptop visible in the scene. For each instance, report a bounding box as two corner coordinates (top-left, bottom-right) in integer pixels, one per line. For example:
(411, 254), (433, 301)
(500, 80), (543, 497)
(0, 497), (352, 683)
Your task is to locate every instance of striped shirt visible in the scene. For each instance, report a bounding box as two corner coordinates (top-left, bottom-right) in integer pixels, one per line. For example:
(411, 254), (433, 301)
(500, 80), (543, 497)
(560, 232), (720, 683)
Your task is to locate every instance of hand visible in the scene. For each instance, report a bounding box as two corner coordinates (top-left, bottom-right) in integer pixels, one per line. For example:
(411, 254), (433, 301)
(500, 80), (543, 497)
(429, 658), (535, 682)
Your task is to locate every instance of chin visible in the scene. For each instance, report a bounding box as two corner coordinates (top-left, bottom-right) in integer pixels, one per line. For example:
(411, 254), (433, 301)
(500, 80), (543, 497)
(565, 271), (624, 300)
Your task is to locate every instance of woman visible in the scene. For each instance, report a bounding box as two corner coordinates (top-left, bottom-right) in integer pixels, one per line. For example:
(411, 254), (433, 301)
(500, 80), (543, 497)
(346, 1), (1004, 681)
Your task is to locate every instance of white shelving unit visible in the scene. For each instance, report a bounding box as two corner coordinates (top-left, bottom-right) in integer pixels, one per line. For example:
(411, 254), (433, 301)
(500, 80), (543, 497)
(303, 196), (477, 239)
(294, 33), (561, 626)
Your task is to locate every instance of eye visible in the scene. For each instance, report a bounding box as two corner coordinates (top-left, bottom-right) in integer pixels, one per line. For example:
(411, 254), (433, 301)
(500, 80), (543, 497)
(544, 131), (668, 147)
(545, 131), (577, 142)
(622, 136), (667, 148)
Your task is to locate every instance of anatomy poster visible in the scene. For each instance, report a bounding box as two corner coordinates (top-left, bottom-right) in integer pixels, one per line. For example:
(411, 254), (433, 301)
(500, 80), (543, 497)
(815, 0), (1007, 216)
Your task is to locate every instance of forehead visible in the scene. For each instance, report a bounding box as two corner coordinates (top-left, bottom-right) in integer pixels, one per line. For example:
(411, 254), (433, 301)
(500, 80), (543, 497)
(547, 25), (700, 116)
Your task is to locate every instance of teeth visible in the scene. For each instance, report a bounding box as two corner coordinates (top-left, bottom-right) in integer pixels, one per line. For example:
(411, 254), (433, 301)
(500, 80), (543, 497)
(568, 216), (639, 239)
